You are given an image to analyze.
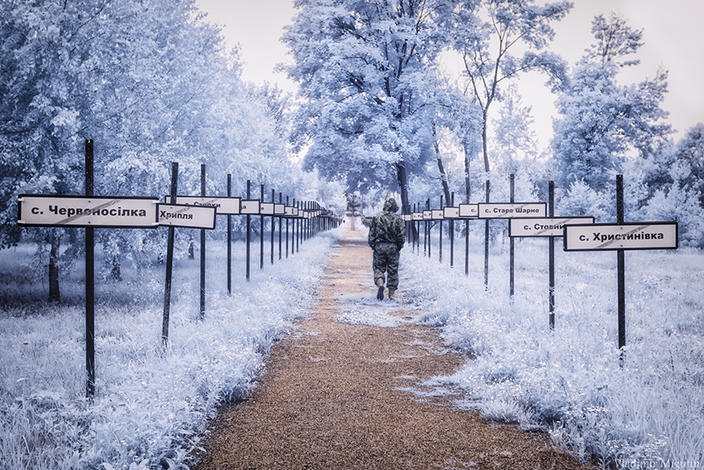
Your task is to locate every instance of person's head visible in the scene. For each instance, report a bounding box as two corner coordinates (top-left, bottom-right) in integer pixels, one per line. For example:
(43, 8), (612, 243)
(383, 198), (398, 213)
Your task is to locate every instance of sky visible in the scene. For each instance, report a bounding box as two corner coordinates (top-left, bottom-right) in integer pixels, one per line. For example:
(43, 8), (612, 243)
(195, 0), (704, 152)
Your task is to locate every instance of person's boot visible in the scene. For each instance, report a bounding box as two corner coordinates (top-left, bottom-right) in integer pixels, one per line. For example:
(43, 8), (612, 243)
(388, 288), (396, 300)
(376, 278), (384, 300)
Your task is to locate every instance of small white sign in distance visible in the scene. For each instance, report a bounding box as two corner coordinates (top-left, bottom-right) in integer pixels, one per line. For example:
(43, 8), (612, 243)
(274, 203), (285, 215)
(422, 210), (432, 220)
(509, 217), (595, 237)
(240, 200), (260, 215)
(443, 207), (460, 219)
(478, 202), (546, 219)
(164, 196), (240, 215)
(412, 212), (423, 221)
(563, 222), (678, 251)
(284, 206), (296, 216)
(18, 195), (158, 228)
(458, 204), (478, 218)
(431, 209), (444, 220)
(260, 203), (274, 215)
(157, 204), (216, 229)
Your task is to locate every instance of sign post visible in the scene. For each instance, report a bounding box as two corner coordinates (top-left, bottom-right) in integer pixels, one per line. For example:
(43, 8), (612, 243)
(271, 189), (275, 265)
(200, 165), (206, 319)
(484, 179), (489, 290)
(227, 174), (232, 295)
(260, 184), (264, 270)
(85, 139), (95, 398)
(246, 180), (251, 281)
(563, 175), (678, 352)
(278, 192), (283, 260)
(509, 174), (515, 297)
(17, 139), (161, 397)
(450, 193), (455, 267)
(548, 181), (555, 330)
(439, 195), (443, 263)
(162, 162), (178, 348)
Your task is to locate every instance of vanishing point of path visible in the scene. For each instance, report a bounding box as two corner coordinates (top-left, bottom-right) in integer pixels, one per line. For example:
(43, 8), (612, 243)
(195, 224), (591, 470)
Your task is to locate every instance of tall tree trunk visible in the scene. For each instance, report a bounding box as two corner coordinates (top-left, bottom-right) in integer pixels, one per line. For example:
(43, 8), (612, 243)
(481, 115), (490, 185)
(48, 229), (60, 302)
(463, 142), (472, 203)
(395, 161), (418, 240)
(432, 122), (451, 203)
(395, 161), (411, 215)
(110, 254), (122, 281)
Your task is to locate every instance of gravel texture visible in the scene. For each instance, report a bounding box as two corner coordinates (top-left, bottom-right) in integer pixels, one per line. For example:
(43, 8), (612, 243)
(194, 226), (592, 470)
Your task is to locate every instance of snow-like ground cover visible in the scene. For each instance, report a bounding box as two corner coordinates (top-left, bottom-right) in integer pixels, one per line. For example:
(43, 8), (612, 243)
(0, 229), (340, 469)
(334, 292), (422, 328)
(402, 231), (704, 469)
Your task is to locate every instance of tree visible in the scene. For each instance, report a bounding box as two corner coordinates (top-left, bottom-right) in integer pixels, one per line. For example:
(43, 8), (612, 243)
(449, 0), (570, 198)
(553, 14), (670, 193)
(283, 0), (454, 215)
(0, 0), (341, 300)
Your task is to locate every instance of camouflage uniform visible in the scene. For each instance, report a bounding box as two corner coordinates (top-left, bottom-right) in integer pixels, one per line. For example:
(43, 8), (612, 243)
(368, 198), (406, 290)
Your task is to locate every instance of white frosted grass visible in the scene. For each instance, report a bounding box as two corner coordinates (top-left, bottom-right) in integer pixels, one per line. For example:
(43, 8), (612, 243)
(402, 236), (704, 468)
(0, 229), (341, 469)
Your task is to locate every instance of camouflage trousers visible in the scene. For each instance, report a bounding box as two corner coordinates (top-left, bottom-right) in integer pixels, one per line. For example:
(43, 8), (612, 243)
(372, 242), (401, 289)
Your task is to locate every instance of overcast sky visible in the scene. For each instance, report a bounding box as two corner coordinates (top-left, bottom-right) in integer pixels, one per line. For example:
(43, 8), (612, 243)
(195, 0), (704, 151)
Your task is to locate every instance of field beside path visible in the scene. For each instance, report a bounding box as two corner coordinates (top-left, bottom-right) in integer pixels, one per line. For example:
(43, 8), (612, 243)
(195, 223), (589, 470)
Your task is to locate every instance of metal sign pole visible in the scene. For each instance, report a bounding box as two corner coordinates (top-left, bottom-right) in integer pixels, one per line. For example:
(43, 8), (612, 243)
(292, 198), (296, 255)
(450, 192), (455, 267)
(278, 192), (283, 260)
(227, 174), (232, 295)
(509, 174), (515, 297)
(548, 180), (555, 330)
(162, 162), (178, 348)
(84, 139), (95, 398)
(412, 203), (416, 253)
(246, 180), (251, 281)
(484, 179), (490, 290)
(260, 184), (264, 270)
(271, 189), (275, 264)
(200, 164), (206, 318)
(425, 199), (433, 258)
(439, 195), (443, 263)
(616, 174), (626, 352)
(286, 196), (290, 258)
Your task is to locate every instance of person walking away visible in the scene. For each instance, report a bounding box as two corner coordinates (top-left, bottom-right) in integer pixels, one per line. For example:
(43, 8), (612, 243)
(368, 198), (405, 300)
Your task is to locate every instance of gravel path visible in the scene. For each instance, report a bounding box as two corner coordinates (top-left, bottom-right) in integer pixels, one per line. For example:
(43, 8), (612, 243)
(194, 225), (591, 470)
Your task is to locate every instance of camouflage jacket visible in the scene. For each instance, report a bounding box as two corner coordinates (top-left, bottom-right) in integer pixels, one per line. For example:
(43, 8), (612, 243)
(368, 206), (405, 251)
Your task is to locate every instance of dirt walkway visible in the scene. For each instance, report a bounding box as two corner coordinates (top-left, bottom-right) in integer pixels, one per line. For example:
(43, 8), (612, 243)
(195, 224), (590, 470)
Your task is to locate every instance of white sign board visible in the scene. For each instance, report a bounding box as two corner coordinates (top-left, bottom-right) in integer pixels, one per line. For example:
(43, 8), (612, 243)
(164, 196), (240, 215)
(509, 217), (595, 237)
(157, 204), (216, 229)
(443, 207), (460, 219)
(18, 195), (158, 228)
(284, 206), (296, 216)
(431, 210), (444, 220)
(240, 200), (260, 215)
(412, 212), (423, 221)
(478, 202), (546, 219)
(458, 204), (479, 218)
(274, 203), (285, 215)
(422, 210), (432, 220)
(563, 222), (678, 251)
(260, 202), (274, 215)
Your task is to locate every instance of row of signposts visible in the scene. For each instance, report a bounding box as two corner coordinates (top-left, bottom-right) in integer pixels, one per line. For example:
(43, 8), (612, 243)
(402, 174), (678, 362)
(16, 139), (343, 397)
